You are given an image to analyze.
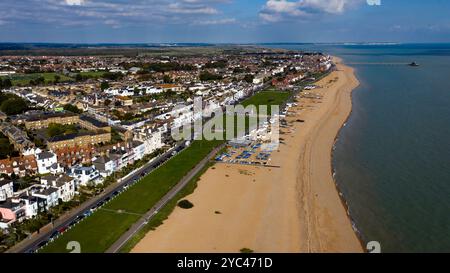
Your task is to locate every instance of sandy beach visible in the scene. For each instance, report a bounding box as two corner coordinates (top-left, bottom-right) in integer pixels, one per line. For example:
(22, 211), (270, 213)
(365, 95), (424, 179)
(132, 58), (363, 253)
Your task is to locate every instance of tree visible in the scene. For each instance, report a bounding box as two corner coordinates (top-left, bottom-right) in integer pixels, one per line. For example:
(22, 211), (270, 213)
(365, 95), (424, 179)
(199, 71), (222, 82)
(54, 75), (61, 83)
(104, 99), (112, 106)
(47, 123), (77, 138)
(2, 79), (12, 89)
(205, 60), (227, 69)
(100, 81), (110, 91)
(163, 75), (173, 84)
(244, 74), (254, 83)
(34, 77), (45, 85)
(177, 200), (194, 209)
(0, 98), (28, 115)
(63, 104), (82, 114)
(75, 73), (83, 82)
(0, 137), (15, 159)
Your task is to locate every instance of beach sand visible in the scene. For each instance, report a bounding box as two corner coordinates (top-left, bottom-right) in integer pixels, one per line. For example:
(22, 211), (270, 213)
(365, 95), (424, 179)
(132, 59), (363, 253)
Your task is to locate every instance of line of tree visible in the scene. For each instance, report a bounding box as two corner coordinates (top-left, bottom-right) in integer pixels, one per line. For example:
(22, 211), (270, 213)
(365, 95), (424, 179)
(63, 104), (83, 114)
(143, 62), (196, 73)
(0, 78), (13, 90)
(0, 92), (28, 115)
(75, 71), (124, 82)
(199, 71), (223, 82)
(204, 60), (228, 69)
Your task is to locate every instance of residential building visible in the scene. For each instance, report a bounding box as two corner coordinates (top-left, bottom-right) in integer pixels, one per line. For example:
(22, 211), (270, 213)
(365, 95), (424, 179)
(55, 145), (94, 168)
(0, 198), (26, 229)
(0, 122), (35, 152)
(79, 115), (111, 132)
(30, 186), (59, 210)
(67, 165), (102, 187)
(92, 155), (116, 177)
(36, 151), (64, 175)
(134, 128), (164, 155)
(116, 96), (133, 106)
(155, 84), (184, 92)
(0, 179), (13, 202)
(24, 111), (79, 130)
(0, 155), (38, 177)
(40, 174), (75, 202)
(131, 141), (146, 161)
(19, 195), (45, 219)
(47, 131), (111, 150)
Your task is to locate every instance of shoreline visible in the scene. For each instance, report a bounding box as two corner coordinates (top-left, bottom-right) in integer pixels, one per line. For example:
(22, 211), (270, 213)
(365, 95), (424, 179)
(131, 58), (363, 253)
(330, 64), (366, 250)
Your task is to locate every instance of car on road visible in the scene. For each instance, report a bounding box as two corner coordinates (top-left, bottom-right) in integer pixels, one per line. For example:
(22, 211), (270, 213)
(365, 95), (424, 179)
(83, 210), (93, 217)
(25, 248), (36, 254)
(49, 231), (59, 240)
(36, 240), (49, 248)
(58, 226), (67, 233)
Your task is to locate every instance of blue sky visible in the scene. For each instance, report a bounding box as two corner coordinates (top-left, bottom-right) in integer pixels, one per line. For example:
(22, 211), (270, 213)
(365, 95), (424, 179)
(1, 0), (450, 43)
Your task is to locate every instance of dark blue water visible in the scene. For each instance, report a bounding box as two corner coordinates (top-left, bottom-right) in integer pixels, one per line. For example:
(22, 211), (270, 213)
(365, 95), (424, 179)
(270, 43), (450, 253)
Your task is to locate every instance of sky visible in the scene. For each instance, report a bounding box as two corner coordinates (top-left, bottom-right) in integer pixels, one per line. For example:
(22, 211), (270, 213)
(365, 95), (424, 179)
(1, 0), (450, 43)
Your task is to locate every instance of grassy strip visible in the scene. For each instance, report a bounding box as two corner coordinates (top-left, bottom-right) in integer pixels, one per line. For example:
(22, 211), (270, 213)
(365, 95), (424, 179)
(79, 71), (108, 78)
(118, 161), (216, 253)
(41, 140), (221, 253)
(241, 91), (290, 109)
(1, 72), (73, 86)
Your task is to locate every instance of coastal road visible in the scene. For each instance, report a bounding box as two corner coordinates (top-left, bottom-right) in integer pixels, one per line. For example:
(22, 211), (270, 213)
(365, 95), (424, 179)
(105, 143), (225, 253)
(9, 142), (187, 253)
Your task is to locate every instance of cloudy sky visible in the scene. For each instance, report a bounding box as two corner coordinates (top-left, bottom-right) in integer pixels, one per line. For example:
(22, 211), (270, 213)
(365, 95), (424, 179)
(1, 0), (450, 43)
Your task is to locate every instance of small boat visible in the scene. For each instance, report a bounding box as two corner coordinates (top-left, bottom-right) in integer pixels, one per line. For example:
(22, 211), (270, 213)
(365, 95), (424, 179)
(408, 62), (420, 67)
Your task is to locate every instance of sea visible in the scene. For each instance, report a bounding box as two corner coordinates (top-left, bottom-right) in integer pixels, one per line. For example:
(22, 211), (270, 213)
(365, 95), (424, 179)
(268, 43), (450, 253)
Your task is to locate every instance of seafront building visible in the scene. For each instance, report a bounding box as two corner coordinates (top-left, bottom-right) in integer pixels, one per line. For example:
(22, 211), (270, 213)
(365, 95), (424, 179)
(0, 49), (333, 235)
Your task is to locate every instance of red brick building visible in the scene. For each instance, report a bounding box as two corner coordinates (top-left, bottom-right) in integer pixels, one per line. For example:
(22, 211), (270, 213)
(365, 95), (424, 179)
(0, 155), (38, 177)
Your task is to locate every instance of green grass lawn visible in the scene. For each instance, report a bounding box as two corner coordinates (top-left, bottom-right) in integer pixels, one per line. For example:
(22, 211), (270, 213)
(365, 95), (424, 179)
(41, 210), (140, 253)
(1, 73), (73, 86)
(241, 90), (290, 109)
(40, 90), (291, 253)
(79, 71), (108, 78)
(41, 140), (222, 253)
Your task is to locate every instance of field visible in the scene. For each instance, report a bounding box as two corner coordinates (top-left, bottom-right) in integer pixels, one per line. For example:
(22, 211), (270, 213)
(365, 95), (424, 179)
(241, 90), (290, 109)
(0, 72), (72, 86)
(79, 71), (109, 78)
(41, 90), (291, 253)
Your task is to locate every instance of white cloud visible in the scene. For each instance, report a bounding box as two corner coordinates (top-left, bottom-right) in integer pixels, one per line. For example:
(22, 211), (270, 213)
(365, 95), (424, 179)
(169, 2), (219, 15)
(260, 0), (362, 22)
(65, 0), (85, 6)
(0, 0), (234, 28)
(192, 18), (236, 25)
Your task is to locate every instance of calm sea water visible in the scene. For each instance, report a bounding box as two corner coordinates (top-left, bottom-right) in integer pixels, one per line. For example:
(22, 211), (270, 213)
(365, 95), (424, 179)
(269, 43), (450, 253)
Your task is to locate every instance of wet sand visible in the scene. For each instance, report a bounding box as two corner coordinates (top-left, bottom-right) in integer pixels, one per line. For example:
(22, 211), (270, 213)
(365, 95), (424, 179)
(132, 59), (363, 253)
